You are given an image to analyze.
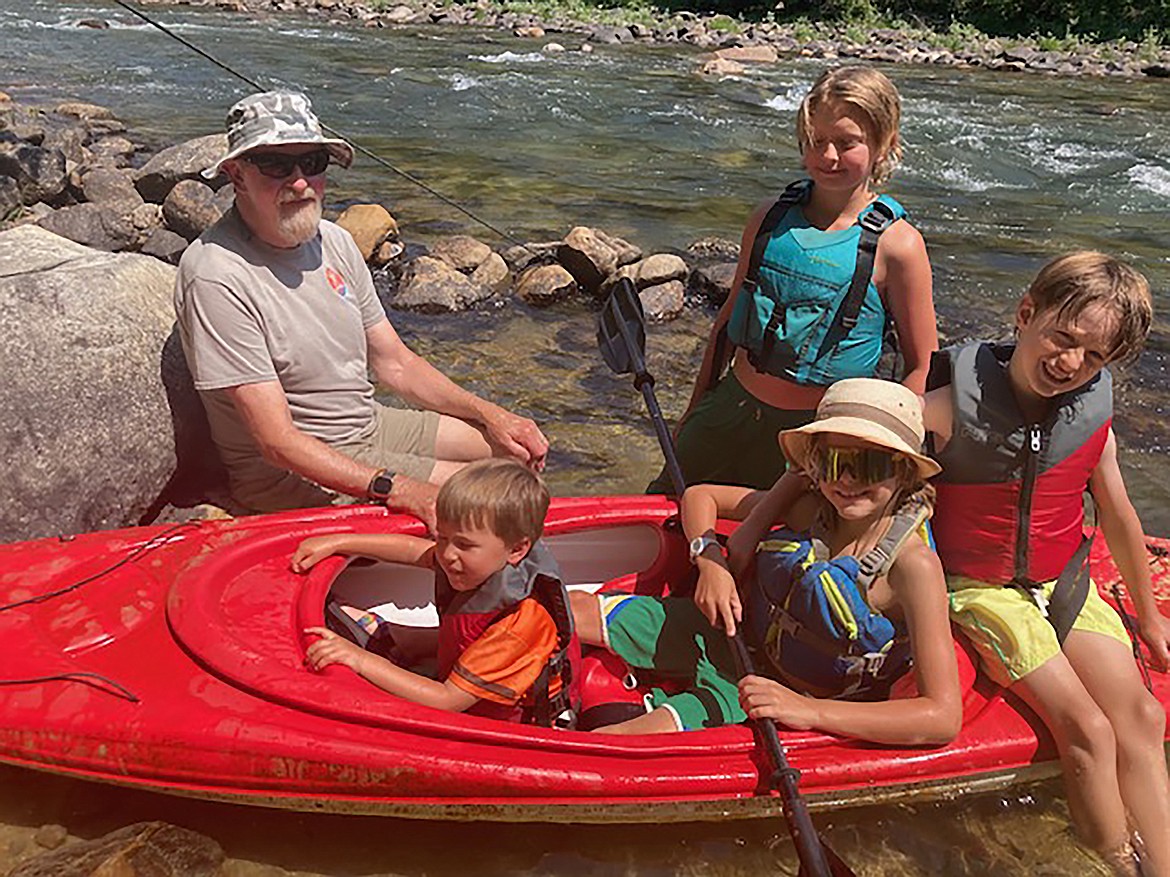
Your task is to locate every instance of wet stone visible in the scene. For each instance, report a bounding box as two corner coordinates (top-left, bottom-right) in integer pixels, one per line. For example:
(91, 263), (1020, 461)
(31, 824), (67, 850)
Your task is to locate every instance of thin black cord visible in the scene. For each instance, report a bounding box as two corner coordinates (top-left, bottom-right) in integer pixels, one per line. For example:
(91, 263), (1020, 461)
(0, 522), (197, 614)
(109, 0), (533, 251)
(0, 673), (139, 703)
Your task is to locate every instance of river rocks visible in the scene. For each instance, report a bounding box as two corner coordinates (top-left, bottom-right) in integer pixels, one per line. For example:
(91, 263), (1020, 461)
(700, 57), (745, 77)
(688, 261), (738, 305)
(558, 226), (642, 295)
(336, 203), (401, 264)
(470, 251), (511, 296)
(0, 142), (67, 206)
(639, 278), (685, 322)
(32, 824), (68, 850)
(0, 176), (19, 216)
(0, 225), (211, 541)
(9, 821), (224, 877)
(53, 101), (117, 122)
(428, 233), (490, 273)
(162, 178), (223, 242)
(140, 227), (190, 265)
(516, 263), (577, 305)
(37, 202), (137, 251)
(134, 134), (227, 202)
(81, 167), (144, 213)
(712, 45), (778, 64)
(393, 254), (492, 312)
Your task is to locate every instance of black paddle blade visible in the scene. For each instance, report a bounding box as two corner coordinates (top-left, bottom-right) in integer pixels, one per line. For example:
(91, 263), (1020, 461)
(597, 278), (646, 376)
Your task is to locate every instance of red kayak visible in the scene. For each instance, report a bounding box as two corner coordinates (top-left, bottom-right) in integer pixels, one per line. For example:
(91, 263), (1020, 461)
(0, 496), (1167, 822)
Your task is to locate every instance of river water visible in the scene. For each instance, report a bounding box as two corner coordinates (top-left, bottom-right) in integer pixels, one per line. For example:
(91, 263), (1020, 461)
(2, 1), (1169, 874)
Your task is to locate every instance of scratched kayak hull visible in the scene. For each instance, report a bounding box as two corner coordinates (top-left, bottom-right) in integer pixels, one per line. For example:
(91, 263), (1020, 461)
(0, 496), (1166, 823)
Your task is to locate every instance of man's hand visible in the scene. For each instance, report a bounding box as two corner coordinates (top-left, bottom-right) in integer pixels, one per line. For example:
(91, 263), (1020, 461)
(303, 627), (367, 673)
(1138, 612), (1170, 673)
(387, 476), (439, 534)
(291, 536), (345, 573)
(738, 675), (818, 730)
(482, 408), (549, 472)
(693, 558), (742, 637)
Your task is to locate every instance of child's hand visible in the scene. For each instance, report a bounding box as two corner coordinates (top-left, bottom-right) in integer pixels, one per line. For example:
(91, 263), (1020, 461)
(693, 562), (741, 636)
(303, 627), (366, 673)
(292, 536), (344, 573)
(738, 674), (818, 731)
(725, 527), (758, 580)
(1138, 613), (1170, 673)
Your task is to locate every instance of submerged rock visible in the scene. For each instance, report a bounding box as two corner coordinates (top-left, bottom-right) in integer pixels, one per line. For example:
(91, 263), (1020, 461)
(10, 821), (223, 877)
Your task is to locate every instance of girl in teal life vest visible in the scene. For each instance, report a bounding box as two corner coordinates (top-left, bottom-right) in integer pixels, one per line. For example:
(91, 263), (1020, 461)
(650, 65), (937, 493)
(575, 379), (961, 746)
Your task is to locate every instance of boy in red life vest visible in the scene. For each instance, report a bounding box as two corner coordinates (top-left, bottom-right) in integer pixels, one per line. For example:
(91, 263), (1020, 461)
(923, 252), (1169, 876)
(293, 459), (579, 727)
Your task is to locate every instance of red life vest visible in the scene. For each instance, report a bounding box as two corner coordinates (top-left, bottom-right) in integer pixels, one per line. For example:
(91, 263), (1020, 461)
(931, 342), (1112, 585)
(435, 540), (581, 726)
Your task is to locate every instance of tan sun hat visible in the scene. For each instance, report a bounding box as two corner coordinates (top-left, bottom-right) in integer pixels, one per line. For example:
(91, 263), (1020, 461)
(779, 378), (941, 480)
(202, 90), (354, 180)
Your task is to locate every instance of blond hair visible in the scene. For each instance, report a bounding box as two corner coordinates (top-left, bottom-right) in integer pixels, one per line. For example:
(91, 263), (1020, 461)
(435, 459), (549, 546)
(796, 65), (903, 187)
(1027, 251), (1152, 367)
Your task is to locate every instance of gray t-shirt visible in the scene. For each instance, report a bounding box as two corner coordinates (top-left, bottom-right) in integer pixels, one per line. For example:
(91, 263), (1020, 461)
(175, 208), (387, 483)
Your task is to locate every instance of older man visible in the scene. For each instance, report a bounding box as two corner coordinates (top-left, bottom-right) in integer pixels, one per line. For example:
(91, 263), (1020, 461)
(176, 91), (547, 527)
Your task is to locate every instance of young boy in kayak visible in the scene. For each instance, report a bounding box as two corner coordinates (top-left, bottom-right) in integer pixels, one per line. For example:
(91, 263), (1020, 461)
(293, 459), (578, 727)
(923, 252), (1169, 877)
(650, 65), (937, 492)
(574, 378), (961, 745)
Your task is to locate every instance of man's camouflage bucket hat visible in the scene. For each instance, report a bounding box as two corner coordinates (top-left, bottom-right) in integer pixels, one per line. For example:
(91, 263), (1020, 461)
(202, 90), (354, 179)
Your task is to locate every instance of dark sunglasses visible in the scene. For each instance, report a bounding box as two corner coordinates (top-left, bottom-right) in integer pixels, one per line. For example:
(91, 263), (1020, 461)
(812, 446), (901, 485)
(241, 149), (331, 179)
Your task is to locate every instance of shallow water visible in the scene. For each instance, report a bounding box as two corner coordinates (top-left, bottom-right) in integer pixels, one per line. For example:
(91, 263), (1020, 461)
(1, 1), (1169, 873)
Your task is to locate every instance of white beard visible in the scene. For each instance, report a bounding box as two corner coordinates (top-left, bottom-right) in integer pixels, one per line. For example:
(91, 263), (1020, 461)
(276, 196), (322, 246)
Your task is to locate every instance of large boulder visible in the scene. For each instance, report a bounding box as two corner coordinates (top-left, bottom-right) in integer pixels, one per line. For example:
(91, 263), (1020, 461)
(0, 225), (215, 542)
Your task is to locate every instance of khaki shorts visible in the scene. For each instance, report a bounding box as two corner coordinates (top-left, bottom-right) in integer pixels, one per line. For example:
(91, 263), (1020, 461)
(232, 403), (440, 512)
(947, 576), (1131, 687)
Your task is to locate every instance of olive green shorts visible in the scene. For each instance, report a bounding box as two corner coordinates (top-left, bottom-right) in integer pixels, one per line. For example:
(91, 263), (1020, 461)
(647, 372), (814, 493)
(233, 403), (439, 512)
(598, 593), (743, 731)
(947, 577), (1131, 687)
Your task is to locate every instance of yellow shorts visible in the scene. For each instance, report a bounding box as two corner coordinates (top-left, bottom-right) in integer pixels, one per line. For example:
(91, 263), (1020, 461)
(947, 576), (1131, 688)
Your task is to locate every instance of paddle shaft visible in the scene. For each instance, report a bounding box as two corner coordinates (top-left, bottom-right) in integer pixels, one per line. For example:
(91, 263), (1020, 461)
(606, 293), (687, 495)
(599, 281), (841, 877)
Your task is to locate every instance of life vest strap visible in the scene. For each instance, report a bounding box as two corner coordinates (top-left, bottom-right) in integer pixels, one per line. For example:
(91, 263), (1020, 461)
(856, 491), (932, 590)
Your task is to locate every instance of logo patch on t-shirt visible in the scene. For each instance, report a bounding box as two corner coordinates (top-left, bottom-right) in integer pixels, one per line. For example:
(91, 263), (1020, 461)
(325, 266), (350, 300)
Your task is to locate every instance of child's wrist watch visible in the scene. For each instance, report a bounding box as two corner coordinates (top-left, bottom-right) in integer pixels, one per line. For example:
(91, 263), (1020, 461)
(688, 531), (722, 564)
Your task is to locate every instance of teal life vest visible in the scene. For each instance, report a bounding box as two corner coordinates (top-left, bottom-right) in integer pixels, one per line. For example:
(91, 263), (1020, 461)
(744, 492), (932, 699)
(726, 180), (905, 387)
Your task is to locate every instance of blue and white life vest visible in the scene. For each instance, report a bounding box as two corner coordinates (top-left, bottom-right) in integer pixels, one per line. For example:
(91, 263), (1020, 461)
(745, 492), (932, 699)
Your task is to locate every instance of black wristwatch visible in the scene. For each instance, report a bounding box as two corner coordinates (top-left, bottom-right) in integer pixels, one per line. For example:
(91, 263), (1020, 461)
(367, 469), (394, 503)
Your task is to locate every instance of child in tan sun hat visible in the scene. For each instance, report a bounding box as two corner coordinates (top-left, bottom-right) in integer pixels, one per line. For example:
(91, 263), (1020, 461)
(570, 377), (961, 742)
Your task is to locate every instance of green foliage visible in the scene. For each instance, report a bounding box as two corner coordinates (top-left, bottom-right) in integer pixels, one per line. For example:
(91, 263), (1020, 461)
(707, 14), (741, 32)
(784, 0), (1170, 42)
